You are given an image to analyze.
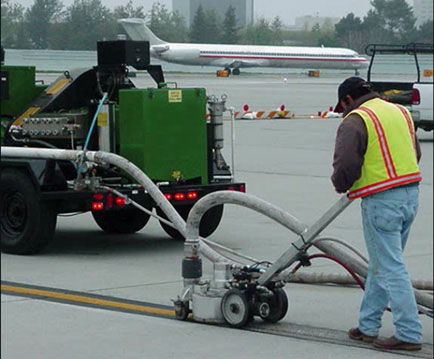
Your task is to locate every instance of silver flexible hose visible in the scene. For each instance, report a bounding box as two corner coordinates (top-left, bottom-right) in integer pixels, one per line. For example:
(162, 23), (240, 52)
(3, 147), (431, 309)
(314, 237), (369, 264)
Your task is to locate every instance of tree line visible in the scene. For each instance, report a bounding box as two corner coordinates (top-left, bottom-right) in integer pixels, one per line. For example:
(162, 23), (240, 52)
(1, 0), (432, 52)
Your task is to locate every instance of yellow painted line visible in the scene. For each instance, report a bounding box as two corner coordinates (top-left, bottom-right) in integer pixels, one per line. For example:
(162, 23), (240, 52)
(1, 284), (175, 317)
(46, 78), (71, 95)
(13, 106), (40, 126)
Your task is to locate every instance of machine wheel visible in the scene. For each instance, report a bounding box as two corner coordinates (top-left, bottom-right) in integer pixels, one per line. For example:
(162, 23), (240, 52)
(1, 169), (57, 254)
(174, 300), (190, 321)
(259, 288), (289, 323)
(221, 288), (251, 328)
(232, 68), (240, 75)
(224, 67), (232, 75)
(92, 206), (151, 234)
(158, 204), (224, 240)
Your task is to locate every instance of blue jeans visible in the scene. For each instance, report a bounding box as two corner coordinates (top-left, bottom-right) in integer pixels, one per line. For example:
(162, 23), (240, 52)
(358, 184), (422, 344)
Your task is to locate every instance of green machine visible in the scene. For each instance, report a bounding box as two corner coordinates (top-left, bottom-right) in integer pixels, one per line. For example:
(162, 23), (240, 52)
(119, 87), (208, 184)
(1, 41), (245, 255)
(0, 65), (47, 143)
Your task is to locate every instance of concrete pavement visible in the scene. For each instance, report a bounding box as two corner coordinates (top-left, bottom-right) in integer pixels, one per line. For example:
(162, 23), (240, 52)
(2, 74), (433, 358)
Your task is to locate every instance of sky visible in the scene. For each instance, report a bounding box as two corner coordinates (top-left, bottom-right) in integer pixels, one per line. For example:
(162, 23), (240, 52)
(13, 0), (413, 25)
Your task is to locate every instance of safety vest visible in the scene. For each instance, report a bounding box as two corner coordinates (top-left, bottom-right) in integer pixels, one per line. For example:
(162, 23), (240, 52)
(345, 98), (421, 200)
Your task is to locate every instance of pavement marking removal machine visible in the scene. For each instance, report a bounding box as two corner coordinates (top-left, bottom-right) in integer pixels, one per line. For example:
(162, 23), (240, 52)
(174, 191), (433, 326)
(0, 40), (244, 254)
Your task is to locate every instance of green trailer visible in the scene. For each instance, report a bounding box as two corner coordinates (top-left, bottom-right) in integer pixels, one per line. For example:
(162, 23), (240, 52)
(0, 41), (245, 254)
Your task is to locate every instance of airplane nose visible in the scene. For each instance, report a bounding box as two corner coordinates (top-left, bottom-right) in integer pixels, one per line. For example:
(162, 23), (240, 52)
(360, 60), (369, 68)
(355, 57), (369, 68)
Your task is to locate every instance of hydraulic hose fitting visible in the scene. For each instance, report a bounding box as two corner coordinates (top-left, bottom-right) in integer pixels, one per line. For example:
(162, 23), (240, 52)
(182, 257), (202, 279)
(182, 240), (202, 281)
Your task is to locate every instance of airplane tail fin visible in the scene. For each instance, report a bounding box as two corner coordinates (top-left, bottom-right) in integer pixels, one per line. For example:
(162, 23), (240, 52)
(118, 18), (166, 45)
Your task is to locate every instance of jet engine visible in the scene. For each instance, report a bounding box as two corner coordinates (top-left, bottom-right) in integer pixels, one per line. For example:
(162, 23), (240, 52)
(160, 48), (201, 62)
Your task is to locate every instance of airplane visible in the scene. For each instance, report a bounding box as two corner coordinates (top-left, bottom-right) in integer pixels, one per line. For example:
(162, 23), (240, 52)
(119, 18), (369, 75)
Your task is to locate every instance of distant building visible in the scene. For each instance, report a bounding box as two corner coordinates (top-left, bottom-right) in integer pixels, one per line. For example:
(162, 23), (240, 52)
(294, 15), (340, 31)
(413, 0), (433, 27)
(172, 0), (254, 28)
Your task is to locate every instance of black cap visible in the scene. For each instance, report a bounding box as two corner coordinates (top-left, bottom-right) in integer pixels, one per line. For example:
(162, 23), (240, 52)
(334, 77), (368, 113)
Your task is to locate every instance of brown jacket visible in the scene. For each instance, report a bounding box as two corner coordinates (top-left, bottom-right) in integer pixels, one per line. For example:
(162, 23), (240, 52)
(331, 92), (421, 193)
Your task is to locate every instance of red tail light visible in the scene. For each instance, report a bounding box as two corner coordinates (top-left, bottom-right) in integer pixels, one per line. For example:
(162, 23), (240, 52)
(412, 89), (420, 105)
(239, 185), (246, 193)
(227, 186), (235, 191)
(92, 202), (104, 211)
(174, 193), (185, 200)
(187, 192), (197, 199)
(115, 197), (126, 207)
(164, 193), (172, 200)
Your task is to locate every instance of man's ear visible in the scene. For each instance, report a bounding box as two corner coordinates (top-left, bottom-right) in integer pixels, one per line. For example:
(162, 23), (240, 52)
(344, 95), (353, 104)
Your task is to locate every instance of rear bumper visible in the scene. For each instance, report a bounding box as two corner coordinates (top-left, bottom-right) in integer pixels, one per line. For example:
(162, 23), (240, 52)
(410, 110), (433, 130)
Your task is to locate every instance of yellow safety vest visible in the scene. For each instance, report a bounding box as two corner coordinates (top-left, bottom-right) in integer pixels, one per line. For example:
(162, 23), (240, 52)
(345, 98), (421, 200)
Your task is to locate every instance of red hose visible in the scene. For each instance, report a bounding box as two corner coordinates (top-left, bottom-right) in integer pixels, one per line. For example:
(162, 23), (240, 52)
(291, 253), (365, 289)
(290, 254), (410, 314)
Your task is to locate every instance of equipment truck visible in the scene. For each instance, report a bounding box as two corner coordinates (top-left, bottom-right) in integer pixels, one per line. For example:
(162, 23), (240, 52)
(365, 43), (433, 132)
(0, 40), (245, 255)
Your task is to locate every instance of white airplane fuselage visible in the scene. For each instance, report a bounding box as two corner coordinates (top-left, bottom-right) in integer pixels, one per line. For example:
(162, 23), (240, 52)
(119, 18), (368, 72)
(154, 43), (368, 70)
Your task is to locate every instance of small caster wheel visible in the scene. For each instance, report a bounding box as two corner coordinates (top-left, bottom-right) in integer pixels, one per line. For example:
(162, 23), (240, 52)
(259, 288), (289, 323)
(221, 288), (251, 328)
(174, 300), (190, 321)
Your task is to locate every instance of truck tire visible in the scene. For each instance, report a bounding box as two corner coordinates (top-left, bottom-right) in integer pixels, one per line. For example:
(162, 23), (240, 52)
(92, 207), (151, 234)
(1, 169), (57, 254)
(157, 204), (224, 240)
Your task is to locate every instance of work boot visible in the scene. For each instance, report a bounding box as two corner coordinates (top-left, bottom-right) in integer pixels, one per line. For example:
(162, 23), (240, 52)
(373, 336), (422, 351)
(348, 327), (377, 343)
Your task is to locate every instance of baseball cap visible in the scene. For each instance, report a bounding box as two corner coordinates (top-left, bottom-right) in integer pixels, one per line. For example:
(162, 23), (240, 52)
(334, 77), (369, 113)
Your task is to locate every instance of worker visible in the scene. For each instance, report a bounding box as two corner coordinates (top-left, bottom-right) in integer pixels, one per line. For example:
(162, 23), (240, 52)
(331, 77), (423, 351)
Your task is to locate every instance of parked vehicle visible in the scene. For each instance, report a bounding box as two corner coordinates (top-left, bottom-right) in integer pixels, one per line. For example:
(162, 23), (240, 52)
(366, 43), (433, 132)
(0, 41), (245, 254)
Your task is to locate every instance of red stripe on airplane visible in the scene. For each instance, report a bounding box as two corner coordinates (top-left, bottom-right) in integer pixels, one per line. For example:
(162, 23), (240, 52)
(200, 55), (366, 62)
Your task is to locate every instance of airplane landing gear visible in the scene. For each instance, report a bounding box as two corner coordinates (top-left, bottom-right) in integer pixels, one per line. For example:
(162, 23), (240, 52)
(232, 68), (240, 75)
(224, 67), (232, 75)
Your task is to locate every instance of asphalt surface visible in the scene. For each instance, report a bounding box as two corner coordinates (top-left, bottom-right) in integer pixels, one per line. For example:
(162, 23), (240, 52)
(2, 72), (433, 359)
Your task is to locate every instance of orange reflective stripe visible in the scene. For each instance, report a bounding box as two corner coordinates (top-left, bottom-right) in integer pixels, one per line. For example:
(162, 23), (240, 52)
(359, 106), (397, 178)
(348, 172), (421, 200)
